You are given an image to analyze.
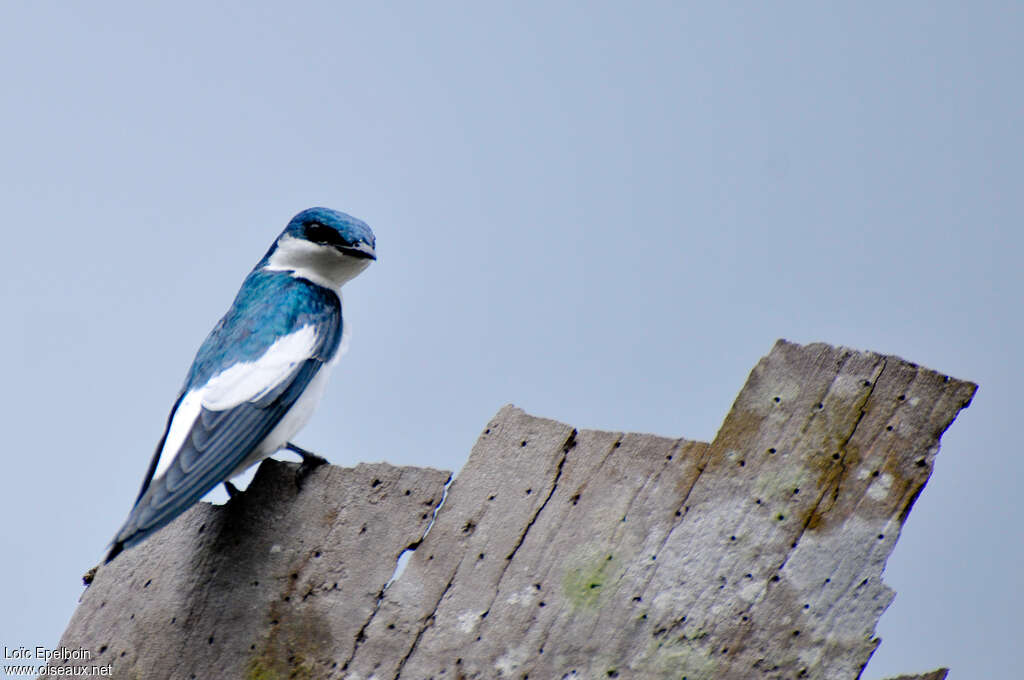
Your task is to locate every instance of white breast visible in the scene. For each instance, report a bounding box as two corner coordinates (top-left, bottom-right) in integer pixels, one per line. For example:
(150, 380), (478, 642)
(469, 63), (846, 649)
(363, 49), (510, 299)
(226, 359), (335, 478)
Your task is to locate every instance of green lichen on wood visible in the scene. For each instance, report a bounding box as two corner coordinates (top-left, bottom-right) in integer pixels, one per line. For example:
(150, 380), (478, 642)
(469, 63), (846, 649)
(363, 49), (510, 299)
(562, 549), (622, 610)
(246, 650), (314, 680)
(644, 635), (719, 680)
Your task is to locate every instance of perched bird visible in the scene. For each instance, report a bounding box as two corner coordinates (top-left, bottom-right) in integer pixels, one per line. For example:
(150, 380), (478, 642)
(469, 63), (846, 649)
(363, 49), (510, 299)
(105, 207), (376, 563)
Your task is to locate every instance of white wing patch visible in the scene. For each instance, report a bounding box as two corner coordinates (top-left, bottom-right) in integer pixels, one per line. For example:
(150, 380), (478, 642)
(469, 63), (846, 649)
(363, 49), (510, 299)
(203, 325), (318, 410)
(154, 390), (203, 479)
(151, 325), (319, 481)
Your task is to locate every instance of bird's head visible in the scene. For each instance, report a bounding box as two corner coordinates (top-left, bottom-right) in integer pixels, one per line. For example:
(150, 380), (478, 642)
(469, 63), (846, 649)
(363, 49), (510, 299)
(263, 207), (377, 289)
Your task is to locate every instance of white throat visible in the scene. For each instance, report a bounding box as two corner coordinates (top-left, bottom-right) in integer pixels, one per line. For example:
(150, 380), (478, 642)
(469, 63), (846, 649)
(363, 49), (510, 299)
(263, 235), (371, 290)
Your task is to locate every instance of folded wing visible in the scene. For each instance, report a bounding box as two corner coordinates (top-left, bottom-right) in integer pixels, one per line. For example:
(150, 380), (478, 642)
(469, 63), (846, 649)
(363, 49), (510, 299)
(106, 314), (340, 563)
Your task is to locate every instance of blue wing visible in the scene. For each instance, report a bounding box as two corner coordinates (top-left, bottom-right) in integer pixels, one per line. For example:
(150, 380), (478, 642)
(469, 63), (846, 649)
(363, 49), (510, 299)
(106, 273), (341, 562)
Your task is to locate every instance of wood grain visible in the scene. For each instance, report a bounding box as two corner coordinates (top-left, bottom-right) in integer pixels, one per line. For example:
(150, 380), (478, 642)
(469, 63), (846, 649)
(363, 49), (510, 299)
(49, 340), (975, 679)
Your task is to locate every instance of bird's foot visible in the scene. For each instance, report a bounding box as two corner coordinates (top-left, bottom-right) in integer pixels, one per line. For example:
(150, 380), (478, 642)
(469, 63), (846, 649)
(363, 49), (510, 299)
(224, 481), (241, 498)
(287, 442), (328, 490)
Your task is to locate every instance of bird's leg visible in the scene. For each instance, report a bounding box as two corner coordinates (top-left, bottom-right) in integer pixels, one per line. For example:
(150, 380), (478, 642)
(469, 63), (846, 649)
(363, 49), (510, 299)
(286, 441), (328, 465)
(286, 442), (328, 489)
(224, 481), (241, 498)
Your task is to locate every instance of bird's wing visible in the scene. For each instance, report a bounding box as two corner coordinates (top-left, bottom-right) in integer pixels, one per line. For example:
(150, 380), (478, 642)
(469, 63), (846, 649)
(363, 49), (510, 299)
(107, 307), (341, 562)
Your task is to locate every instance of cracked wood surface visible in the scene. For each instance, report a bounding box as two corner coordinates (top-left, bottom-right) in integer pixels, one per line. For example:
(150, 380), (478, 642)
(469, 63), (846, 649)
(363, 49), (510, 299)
(50, 340), (975, 679)
(55, 461), (450, 679)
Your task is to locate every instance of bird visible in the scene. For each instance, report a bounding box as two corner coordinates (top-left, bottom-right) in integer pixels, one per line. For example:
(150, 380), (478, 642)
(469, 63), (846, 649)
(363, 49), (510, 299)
(105, 207), (376, 564)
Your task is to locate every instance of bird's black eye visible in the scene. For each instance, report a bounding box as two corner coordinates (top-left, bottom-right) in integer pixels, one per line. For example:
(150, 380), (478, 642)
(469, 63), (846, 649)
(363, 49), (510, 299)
(305, 222), (347, 248)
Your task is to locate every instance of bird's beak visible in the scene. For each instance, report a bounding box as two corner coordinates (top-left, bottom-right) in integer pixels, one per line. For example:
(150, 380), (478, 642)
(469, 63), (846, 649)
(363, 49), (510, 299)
(340, 242), (377, 261)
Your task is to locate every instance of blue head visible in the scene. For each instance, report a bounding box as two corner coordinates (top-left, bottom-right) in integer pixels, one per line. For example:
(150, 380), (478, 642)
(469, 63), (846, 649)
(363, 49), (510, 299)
(261, 207), (377, 289)
(283, 207), (376, 256)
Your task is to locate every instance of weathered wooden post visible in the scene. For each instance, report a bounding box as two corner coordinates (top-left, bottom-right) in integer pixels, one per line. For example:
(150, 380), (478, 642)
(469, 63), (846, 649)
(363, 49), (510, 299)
(48, 340), (975, 679)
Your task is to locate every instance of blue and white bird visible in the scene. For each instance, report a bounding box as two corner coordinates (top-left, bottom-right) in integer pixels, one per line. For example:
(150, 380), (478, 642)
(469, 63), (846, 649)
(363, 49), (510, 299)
(105, 207), (376, 563)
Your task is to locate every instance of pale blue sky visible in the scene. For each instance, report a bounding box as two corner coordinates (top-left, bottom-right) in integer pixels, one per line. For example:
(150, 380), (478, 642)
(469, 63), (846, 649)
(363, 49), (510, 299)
(1, 3), (1020, 678)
